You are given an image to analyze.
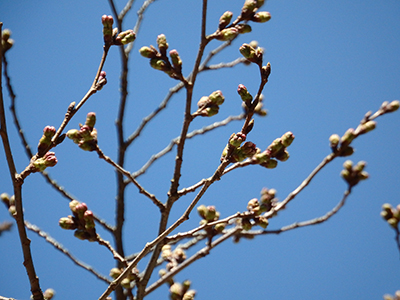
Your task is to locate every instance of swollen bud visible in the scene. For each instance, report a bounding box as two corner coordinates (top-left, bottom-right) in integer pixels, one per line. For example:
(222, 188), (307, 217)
(157, 34), (169, 55)
(251, 11), (271, 23)
(219, 11), (233, 30)
(216, 27), (239, 41)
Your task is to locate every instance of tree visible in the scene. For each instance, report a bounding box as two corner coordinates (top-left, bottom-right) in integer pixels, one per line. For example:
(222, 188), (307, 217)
(1, 0), (399, 299)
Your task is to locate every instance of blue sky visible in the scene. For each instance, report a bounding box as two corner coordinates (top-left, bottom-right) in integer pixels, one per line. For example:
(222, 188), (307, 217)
(1, 0), (399, 299)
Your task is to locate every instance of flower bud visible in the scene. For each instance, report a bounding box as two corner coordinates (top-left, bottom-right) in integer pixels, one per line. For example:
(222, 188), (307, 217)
(75, 202), (88, 218)
(169, 49), (182, 72)
(281, 131), (295, 147)
(85, 112), (96, 129)
(205, 205), (217, 221)
(38, 126), (56, 153)
(115, 30), (136, 45)
(32, 152), (58, 172)
(236, 24), (252, 34)
(109, 268), (122, 279)
(260, 159), (278, 169)
(74, 229), (87, 240)
(139, 46), (158, 58)
(101, 15), (114, 43)
(157, 34), (168, 54)
(121, 278), (131, 289)
(208, 90), (225, 105)
(255, 0), (265, 8)
(247, 198), (260, 213)
(261, 62), (271, 81)
(257, 216), (269, 228)
(254, 150), (271, 164)
(388, 217), (399, 229)
(241, 218), (252, 230)
(8, 205), (16, 216)
(241, 141), (258, 157)
(170, 283), (184, 300)
(359, 120), (376, 134)
(275, 149), (290, 162)
(229, 132), (246, 147)
(340, 128), (355, 146)
(216, 27), (239, 41)
(1, 29), (11, 41)
(241, 0), (258, 20)
(150, 58), (169, 71)
(239, 43), (257, 62)
(339, 146), (354, 157)
(84, 210), (95, 229)
(66, 129), (81, 143)
(343, 160), (353, 171)
(59, 217), (77, 230)
(353, 161), (366, 172)
(237, 84), (253, 102)
(251, 11), (271, 23)
(219, 11), (233, 30)
(268, 138), (284, 156)
(386, 100), (400, 112)
(43, 288), (55, 300)
(1, 193), (10, 206)
(197, 205), (208, 219)
(183, 290), (196, 300)
(173, 248), (186, 263)
(214, 222), (226, 232)
(329, 134), (340, 149)
(202, 105), (219, 117)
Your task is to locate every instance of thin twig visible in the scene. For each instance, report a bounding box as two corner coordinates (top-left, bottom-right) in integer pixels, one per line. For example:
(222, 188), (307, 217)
(25, 221), (110, 284)
(97, 236), (127, 265)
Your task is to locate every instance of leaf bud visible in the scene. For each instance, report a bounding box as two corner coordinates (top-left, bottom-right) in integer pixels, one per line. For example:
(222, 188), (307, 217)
(216, 27), (239, 41)
(219, 11), (233, 30)
(251, 11), (271, 23)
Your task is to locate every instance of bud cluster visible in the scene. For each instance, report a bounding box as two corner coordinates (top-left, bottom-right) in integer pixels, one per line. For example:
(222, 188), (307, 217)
(215, 0), (270, 41)
(101, 15), (136, 46)
(66, 112), (98, 151)
(1, 193), (16, 216)
(1, 29), (14, 52)
(58, 200), (97, 242)
(381, 203), (400, 230)
(383, 290), (400, 300)
(197, 205), (226, 233)
(340, 160), (369, 187)
(221, 132), (259, 163)
(167, 280), (196, 300)
(139, 34), (183, 79)
(109, 267), (139, 289)
(31, 151), (58, 172)
(252, 131), (295, 169)
(161, 244), (187, 272)
(195, 90), (225, 117)
(242, 188), (277, 230)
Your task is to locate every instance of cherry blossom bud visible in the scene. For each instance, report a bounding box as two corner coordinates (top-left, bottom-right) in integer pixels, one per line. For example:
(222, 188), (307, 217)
(109, 268), (122, 279)
(208, 90), (225, 105)
(114, 30), (136, 45)
(236, 24), (252, 34)
(260, 159), (278, 169)
(241, 0), (258, 20)
(281, 131), (295, 147)
(229, 132), (246, 147)
(329, 134), (340, 149)
(101, 15), (114, 43)
(340, 128), (355, 146)
(183, 290), (196, 300)
(169, 49), (182, 72)
(43, 288), (55, 300)
(219, 11), (233, 30)
(255, 0), (265, 8)
(386, 100), (400, 112)
(38, 126), (56, 153)
(237, 84), (253, 102)
(251, 11), (271, 23)
(216, 27), (239, 41)
(275, 149), (290, 162)
(59, 217), (77, 230)
(359, 120), (376, 134)
(157, 34), (168, 55)
(139, 46), (158, 58)
(32, 152), (58, 172)
(170, 283), (184, 300)
(85, 112), (96, 129)
(241, 218), (252, 230)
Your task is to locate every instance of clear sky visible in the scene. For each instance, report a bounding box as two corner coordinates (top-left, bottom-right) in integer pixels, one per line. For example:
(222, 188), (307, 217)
(1, 0), (399, 299)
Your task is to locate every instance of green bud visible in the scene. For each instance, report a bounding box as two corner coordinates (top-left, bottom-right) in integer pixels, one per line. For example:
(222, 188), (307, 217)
(387, 100), (400, 112)
(254, 150), (271, 164)
(339, 146), (354, 157)
(353, 161), (366, 172)
(32, 152), (58, 172)
(74, 229), (87, 240)
(121, 278), (131, 289)
(150, 58), (169, 72)
(157, 34), (168, 54)
(239, 43), (257, 61)
(241, 218), (252, 231)
(59, 217), (77, 230)
(358, 171), (369, 180)
(203, 105), (219, 117)
(255, 0), (265, 8)
(2, 29), (11, 41)
(340, 128), (355, 146)
(219, 11), (233, 30)
(340, 169), (351, 181)
(343, 160), (353, 171)
(66, 129), (81, 143)
(229, 132), (246, 147)
(257, 216), (269, 228)
(281, 131), (295, 147)
(236, 24), (252, 34)
(115, 30), (136, 45)
(85, 112), (96, 129)
(241, 0), (257, 19)
(208, 90), (225, 105)
(139, 46), (158, 58)
(170, 283), (184, 300)
(329, 134), (340, 148)
(268, 138), (284, 156)
(205, 205), (217, 221)
(214, 222), (226, 233)
(237, 84), (253, 102)
(360, 120), (376, 134)
(169, 49), (182, 71)
(261, 159), (277, 169)
(1, 193), (10, 206)
(109, 268), (122, 279)
(197, 205), (208, 219)
(251, 11), (271, 23)
(388, 217), (399, 229)
(216, 27), (239, 41)
(275, 149), (290, 162)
